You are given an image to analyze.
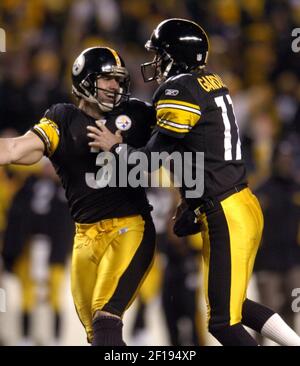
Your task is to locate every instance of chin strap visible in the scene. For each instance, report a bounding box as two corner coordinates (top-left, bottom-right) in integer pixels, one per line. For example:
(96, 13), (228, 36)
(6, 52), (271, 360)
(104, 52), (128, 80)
(73, 83), (123, 112)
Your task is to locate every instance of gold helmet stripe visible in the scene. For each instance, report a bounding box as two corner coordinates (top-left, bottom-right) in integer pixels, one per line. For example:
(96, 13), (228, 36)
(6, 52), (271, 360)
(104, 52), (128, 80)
(106, 47), (121, 67)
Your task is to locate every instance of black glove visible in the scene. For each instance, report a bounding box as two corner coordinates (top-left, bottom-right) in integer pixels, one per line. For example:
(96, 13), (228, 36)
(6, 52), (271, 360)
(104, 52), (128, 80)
(173, 206), (202, 237)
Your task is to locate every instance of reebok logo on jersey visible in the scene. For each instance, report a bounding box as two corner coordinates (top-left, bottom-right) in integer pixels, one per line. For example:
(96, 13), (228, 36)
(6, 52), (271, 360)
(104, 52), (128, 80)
(165, 89), (179, 96)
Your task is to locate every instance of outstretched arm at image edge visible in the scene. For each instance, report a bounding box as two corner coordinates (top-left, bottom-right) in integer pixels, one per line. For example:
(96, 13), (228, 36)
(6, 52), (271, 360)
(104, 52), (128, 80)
(0, 131), (45, 166)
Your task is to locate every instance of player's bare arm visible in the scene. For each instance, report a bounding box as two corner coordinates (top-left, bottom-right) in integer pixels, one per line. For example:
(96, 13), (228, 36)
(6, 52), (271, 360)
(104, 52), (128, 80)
(0, 131), (44, 166)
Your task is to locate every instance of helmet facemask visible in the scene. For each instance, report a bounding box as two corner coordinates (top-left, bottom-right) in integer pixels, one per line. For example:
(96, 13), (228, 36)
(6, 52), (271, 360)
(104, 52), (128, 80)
(141, 40), (175, 84)
(141, 52), (174, 84)
(73, 65), (130, 112)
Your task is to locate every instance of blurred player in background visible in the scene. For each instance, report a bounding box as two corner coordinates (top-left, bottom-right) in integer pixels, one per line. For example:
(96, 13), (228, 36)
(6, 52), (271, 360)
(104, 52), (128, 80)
(0, 46), (156, 346)
(254, 137), (300, 344)
(161, 208), (204, 346)
(0, 129), (43, 345)
(2, 159), (74, 346)
(148, 184), (204, 346)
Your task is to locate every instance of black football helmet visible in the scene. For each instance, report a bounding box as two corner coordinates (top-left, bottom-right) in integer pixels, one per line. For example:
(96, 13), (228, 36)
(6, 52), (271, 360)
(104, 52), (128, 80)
(72, 47), (130, 112)
(141, 18), (209, 83)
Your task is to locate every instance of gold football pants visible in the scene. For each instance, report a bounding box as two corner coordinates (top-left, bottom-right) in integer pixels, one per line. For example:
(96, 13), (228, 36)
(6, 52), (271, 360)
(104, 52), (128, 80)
(200, 188), (264, 330)
(71, 214), (156, 343)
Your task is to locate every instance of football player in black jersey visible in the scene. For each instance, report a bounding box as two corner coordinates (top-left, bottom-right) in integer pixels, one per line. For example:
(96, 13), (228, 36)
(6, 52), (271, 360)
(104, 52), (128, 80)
(0, 46), (157, 346)
(90, 19), (300, 346)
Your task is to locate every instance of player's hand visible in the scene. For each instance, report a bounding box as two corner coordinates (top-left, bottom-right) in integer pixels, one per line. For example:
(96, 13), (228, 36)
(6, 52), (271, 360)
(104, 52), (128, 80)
(87, 121), (123, 151)
(173, 203), (203, 237)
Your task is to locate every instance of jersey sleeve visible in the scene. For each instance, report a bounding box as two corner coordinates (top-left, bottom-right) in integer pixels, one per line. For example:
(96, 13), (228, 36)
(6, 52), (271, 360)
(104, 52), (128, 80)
(31, 104), (66, 157)
(154, 76), (202, 138)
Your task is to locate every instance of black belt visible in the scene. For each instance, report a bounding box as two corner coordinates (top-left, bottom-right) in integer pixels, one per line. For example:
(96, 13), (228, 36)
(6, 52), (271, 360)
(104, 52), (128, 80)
(194, 183), (248, 216)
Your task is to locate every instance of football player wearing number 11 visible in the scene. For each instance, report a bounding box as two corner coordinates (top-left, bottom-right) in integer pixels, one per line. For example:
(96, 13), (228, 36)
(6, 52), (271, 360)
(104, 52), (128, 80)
(91, 18), (300, 346)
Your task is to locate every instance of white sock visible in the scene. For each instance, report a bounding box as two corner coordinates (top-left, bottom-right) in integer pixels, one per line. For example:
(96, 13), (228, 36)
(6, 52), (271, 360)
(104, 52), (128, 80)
(261, 313), (300, 346)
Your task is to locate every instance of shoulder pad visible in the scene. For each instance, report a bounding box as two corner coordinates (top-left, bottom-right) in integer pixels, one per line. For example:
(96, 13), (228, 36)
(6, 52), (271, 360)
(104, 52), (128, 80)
(166, 73), (193, 84)
(153, 74), (196, 103)
(45, 103), (75, 115)
(43, 103), (75, 126)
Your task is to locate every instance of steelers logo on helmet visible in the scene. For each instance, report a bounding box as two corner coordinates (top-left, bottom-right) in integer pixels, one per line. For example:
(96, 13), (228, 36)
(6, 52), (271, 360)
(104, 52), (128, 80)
(115, 115), (132, 131)
(72, 54), (85, 76)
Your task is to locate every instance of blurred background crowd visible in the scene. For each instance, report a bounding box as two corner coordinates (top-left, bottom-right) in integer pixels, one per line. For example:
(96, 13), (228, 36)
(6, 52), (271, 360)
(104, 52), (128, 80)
(0, 0), (300, 346)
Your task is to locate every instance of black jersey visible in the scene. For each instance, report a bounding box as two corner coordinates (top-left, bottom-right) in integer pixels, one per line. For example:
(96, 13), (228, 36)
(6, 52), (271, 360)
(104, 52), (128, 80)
(31, 99), (155, 223)
(152, 71), (247, 206)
